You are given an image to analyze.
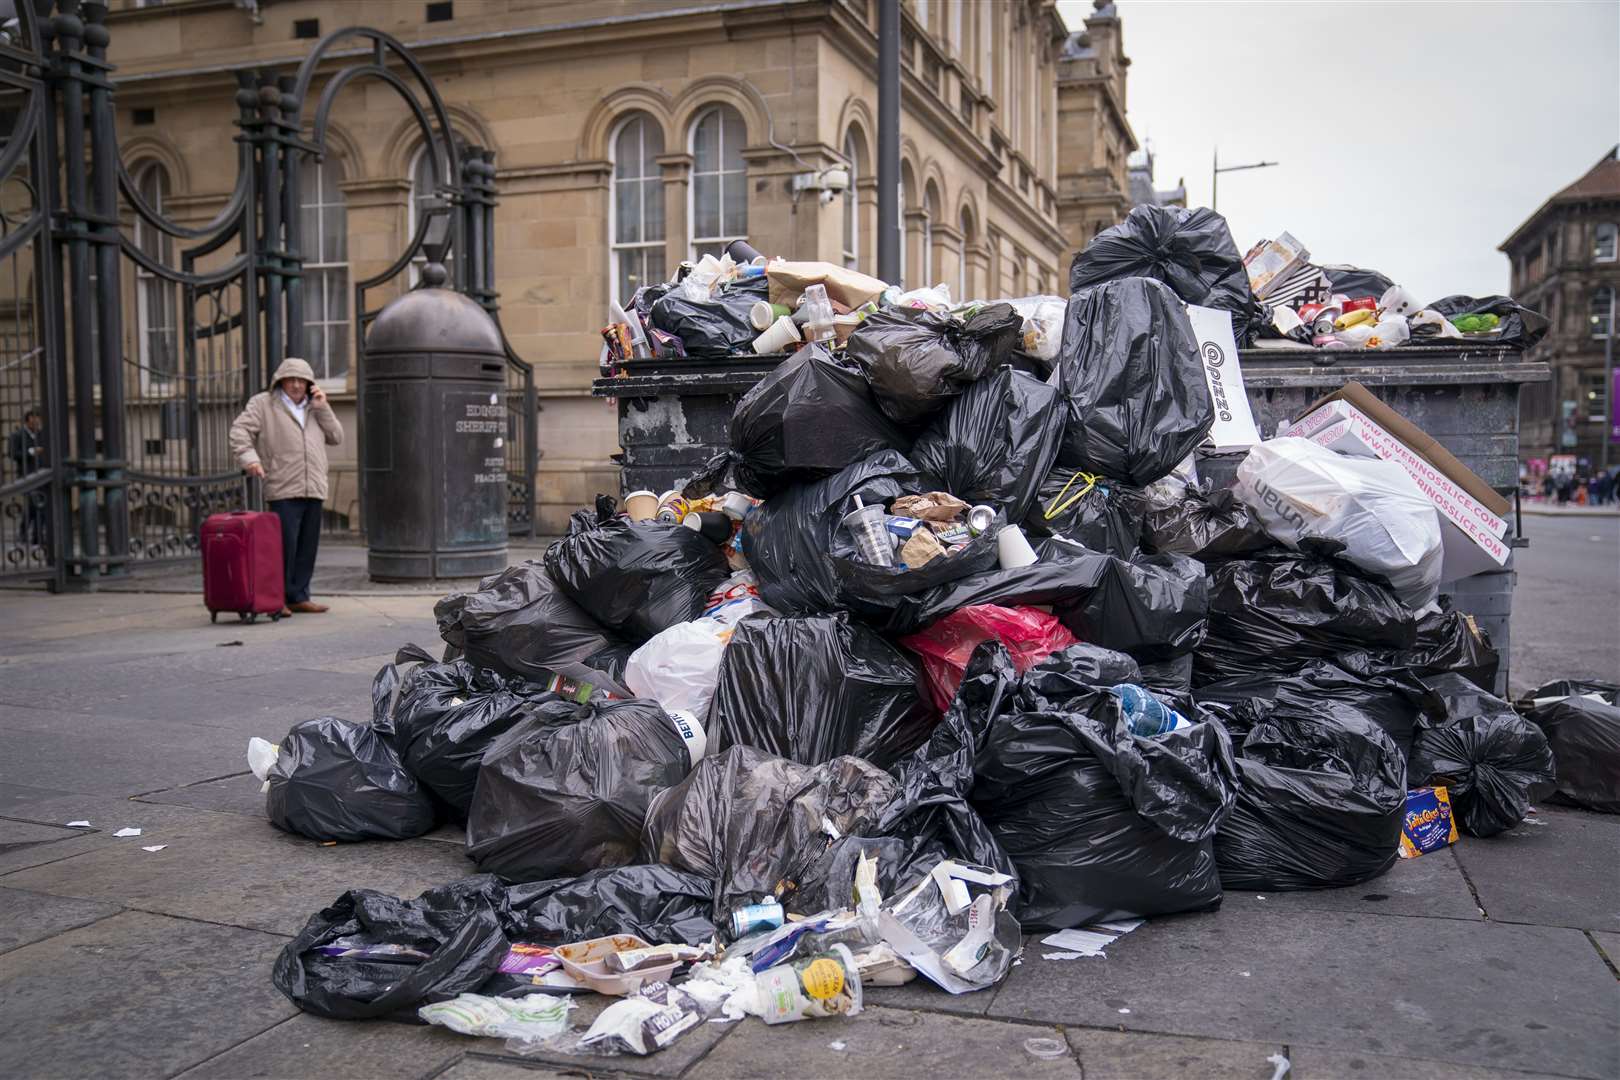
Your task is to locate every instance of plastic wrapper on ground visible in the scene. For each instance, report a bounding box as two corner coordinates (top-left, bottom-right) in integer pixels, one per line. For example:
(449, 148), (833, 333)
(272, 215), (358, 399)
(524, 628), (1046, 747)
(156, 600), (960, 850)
(1236, 437), (1444, 608)
(466, 697), (693, 882)
(717, 345), (911, 499)
(1068, 204), (1263, 342)
(907, 366), (1064, 524)
(1022, 468), (1145, 558)
(708, 614), (935, 768)
(640, 745), (900, 918)
(876, 860), (1021, 994)
(901, 604), (1078, 714)
(845, 304), (1022, 425)
(1054, 277), (1214, 486)
(433, 561), (634, 695)
(742, 449), (917, 616)
(1194, 550), (1419, 686)
(265, 716), (438, 843)
(544, 511), (730, 644)
(1212, 710), (1406, 892)
(504, 865), (720, 946)
(973, 647), (1238, 929)
(372, 646), (556, 820)
(1409, 674), (1556, 837)
(272, 876), (510, 1020)
(1518, 680), (1620, 814)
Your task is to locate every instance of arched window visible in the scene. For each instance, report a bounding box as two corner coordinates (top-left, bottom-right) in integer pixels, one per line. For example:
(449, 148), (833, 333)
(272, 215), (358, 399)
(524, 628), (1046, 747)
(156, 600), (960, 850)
(957, 205), (975, 301)
(1594, 223), (1617, 263)
(611, 111), (666, 306)
(300, 156), (349, 383)
(899, 161), (917, 287)
(1592, 286), (1614, 339)
(689, 105), (747, 258)
(923, 180), (940, 288)
(408, 133), (465, 285)
(1010, 255), (1024, 298)
(841, 126), (865, 271)
(133, 162), (177, 382)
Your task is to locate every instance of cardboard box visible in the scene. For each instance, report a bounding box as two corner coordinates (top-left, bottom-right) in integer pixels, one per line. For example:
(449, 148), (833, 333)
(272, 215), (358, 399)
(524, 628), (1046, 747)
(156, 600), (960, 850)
(1283, 383), (1512, 581)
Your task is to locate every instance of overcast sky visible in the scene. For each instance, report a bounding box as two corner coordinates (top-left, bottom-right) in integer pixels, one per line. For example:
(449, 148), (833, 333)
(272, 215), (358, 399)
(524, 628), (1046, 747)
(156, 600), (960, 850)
(1056, 0), (1620, 304)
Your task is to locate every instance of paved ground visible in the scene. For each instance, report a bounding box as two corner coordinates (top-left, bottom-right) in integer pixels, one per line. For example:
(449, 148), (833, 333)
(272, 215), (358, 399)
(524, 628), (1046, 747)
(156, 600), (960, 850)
(0, 529), (1616, 1079)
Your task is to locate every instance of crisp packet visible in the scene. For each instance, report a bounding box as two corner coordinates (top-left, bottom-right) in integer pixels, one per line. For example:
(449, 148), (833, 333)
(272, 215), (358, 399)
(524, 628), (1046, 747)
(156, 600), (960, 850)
(1399, 786), (1459, 859)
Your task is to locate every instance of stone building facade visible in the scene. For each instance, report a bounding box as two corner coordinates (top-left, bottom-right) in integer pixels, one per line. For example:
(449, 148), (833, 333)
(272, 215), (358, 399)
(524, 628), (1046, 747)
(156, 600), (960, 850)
(1501, 147), (1620, 466)
(105, 0), (1139, 532)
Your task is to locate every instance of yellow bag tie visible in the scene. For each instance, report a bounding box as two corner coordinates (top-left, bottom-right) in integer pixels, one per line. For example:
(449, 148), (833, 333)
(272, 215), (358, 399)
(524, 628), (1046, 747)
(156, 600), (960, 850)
(1043, 471), (1100, 520)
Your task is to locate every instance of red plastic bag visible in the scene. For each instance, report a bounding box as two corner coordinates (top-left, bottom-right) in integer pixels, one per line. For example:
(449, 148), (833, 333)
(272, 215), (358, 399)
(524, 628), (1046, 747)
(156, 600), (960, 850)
(901, 604), (1079, 713)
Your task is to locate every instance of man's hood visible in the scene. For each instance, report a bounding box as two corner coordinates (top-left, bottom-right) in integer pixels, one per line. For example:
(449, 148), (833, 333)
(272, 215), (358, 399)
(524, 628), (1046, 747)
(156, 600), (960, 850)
(271, 356), (316, 389)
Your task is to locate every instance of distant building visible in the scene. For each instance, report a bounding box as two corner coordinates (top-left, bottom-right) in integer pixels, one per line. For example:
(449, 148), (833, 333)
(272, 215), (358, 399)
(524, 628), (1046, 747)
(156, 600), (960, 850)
(1055, 1), (1137, 251)
(1501, 146), (1620, 465)
(1127, 150), (1185, 209)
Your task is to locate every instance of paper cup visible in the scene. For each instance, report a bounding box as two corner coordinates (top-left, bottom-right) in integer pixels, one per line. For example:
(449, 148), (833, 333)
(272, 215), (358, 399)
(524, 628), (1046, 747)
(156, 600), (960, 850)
(749, 300), (776, 331)
(997, 524), (1039, 569)
(752, 315), (802, 354)
(624, 489), (658, 521)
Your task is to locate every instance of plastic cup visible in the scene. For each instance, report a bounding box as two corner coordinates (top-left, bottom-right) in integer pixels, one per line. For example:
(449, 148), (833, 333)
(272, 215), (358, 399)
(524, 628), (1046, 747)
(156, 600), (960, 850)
(749, 300), (776, 331)
(841, 496), (894, 567)
(996, 524), (1038, 568)
(623, 490), (658, 521)
(752, 315), (802, 355)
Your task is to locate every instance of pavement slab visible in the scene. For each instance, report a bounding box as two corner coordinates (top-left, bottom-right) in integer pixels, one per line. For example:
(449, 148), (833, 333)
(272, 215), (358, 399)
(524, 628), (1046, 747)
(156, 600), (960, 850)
(0, 909), (297, 1080)
(174, 1012), (468, 1080)
(862, 972), (998, 1016)
(420, 1058), (585, 1080)
(1453, 805), (1620, 932)
(0, 885), (122, 954)
(986, 908), (1619, 1080)
(0, 704), (258, 797)
(137, 773), (268, 817)
(0, 780), (85, 811)
(0, 816), (108, 874)
(1063, 1030), (1284, 1080)
(1287, 1044), (1579, 1079)
(1220, 846), (1483, 921)
(686, 1006), (1079, 1080)
(1590, 930), (1620, 971)
(1, 807), (475, 936)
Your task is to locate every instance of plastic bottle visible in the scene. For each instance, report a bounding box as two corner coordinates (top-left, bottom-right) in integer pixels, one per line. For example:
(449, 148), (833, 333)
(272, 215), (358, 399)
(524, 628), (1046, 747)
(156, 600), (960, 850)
(800, 283), (835, 343)
(1109, 683), (1190, 737)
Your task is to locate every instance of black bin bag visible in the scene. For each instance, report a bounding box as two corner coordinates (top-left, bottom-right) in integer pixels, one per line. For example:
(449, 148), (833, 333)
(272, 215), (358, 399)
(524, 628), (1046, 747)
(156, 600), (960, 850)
(1022, 467), (1145, 558)
(742, 449), (916, 616)
(1054, 277), (1214, 486)
(266, 717), (437, 842)
(639, 745), (900, 917)
(1141, 486), (1272, 563)
(972, 646), (1238, 929)
(1427, 294), (1550, 349)
(1196, 660), (1426, 761)
(1068, 204), (1262, 342)
(1338, 602), (1500, 693)
(718, 345), (910, 500)
(273, 876), (509, 1020)
(1212, 710), (1406, 892)
(371, 645), (555, 821)
(908, 365), (1064, 524)
(466, 696), (692, 882)
(504, 865), (719, 947)
(1194, 549), (1419, 686)
(544, 509), (729, 643)
(708, 614), (937, 769)
(1410, 674), (1555, 837)
(846, 303), (1022, 425)
(648, 276), (768, 357)
(434, 561), (634, 695)
(1518, 680), (1620, 814)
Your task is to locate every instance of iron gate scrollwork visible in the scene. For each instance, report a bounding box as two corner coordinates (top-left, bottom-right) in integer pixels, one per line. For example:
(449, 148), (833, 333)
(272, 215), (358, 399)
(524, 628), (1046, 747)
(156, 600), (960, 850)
(0, 2), (538, 591)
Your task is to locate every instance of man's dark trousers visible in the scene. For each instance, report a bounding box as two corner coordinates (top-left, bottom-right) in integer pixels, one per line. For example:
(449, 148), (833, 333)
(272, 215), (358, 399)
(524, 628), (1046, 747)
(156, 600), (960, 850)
(269, 497), (321, 604)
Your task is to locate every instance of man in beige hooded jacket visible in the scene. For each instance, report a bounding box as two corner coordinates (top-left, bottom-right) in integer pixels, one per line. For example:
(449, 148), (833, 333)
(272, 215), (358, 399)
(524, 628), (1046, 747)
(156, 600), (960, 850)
(228, 357), (344, 614)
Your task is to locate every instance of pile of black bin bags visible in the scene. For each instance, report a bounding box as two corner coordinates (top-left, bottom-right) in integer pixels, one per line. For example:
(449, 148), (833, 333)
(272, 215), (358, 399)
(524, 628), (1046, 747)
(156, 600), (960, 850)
(264, 214), (1587, 1023)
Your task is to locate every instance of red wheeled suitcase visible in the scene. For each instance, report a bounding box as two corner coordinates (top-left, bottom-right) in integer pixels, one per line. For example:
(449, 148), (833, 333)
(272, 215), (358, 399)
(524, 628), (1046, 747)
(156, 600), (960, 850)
(201, 511), (286, 623)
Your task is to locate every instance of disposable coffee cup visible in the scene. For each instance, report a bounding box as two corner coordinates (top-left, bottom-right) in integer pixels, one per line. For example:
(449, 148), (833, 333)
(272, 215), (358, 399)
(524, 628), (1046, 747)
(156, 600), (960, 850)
(996, 524), (1039, 569)
(752, 315), (802, 355)
(721, 491), (754, 520)
(682, 510), (734, 544)
(725, 239), (764, 264)
(624, 489), (658, 521)
(749, 300), (776, 331)
(840, 495), (894, 567)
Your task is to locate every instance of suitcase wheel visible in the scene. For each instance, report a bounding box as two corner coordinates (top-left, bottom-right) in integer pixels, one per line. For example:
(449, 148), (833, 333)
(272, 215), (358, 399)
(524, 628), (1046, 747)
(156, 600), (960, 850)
(210, 611), (217, 624)
(246, 612), (258, 625)
(269, 610), (284, 622)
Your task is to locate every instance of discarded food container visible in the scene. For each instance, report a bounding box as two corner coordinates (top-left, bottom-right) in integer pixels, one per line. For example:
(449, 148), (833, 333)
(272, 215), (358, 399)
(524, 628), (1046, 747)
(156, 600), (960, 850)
(755, 944), (864, 1024)
(624, 490), (659, 521)
(556, 934), (681, 996)
(1399, 786), (1459, 858)
(843, 496), (895, 567)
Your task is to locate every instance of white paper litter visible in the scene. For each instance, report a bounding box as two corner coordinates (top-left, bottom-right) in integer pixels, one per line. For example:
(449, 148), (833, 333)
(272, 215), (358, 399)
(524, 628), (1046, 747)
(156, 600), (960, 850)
(1039, 919), (1144, 959)
(1267, 1052), (1292, 1080)
(65, 820), (91, 828)
(113, 827), (142, 838)
(829, 1041), (847, 1051)
(141, 845), (167, 852)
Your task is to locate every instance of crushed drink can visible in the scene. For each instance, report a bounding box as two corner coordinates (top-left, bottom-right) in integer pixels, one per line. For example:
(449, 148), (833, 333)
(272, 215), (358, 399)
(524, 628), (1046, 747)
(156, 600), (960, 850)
(967, 504), (995, 535)
(729, 900), (784, 938)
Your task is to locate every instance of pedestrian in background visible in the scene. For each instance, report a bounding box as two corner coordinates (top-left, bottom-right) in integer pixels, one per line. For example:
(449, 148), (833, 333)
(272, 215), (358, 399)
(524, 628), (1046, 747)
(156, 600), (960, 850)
(7, 406), (46, 545)
(228, 357), (343, 615)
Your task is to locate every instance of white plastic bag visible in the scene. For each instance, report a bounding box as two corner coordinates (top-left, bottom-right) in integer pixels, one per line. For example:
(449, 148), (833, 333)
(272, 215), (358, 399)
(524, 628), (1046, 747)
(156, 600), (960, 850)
(625, 614), (742, 721)
(1235, 437), (1444, 607)
(1005, 295), (1067, 361)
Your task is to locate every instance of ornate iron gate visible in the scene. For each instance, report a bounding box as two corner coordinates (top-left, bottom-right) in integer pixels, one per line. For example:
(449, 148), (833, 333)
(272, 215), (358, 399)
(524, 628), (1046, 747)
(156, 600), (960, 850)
(0, 2), (536, 591)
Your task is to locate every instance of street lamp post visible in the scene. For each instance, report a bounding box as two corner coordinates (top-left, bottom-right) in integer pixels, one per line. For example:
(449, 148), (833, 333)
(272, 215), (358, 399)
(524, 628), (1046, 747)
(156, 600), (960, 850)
(1212, 148), (1278, 211)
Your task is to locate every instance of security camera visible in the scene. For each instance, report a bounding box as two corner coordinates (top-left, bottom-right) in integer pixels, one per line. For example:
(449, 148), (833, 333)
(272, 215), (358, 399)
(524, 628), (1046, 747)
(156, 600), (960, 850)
(821, 167), (850, 193)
